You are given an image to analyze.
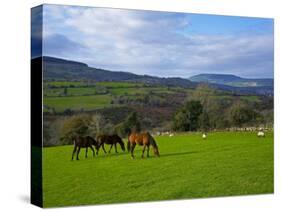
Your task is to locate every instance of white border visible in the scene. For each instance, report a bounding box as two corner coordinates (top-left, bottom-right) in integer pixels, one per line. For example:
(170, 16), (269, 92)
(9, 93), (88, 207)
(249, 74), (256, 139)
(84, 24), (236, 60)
(0, 0), (280, 211)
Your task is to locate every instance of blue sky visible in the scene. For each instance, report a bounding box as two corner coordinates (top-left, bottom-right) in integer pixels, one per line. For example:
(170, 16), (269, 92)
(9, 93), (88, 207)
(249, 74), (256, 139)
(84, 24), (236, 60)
(32, 4), (274, 78)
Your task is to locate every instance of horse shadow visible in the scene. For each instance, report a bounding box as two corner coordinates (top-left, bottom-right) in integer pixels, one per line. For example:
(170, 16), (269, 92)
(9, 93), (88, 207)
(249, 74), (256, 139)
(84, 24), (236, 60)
(95, 151), (128, 158)
(95, 150), (198, 159)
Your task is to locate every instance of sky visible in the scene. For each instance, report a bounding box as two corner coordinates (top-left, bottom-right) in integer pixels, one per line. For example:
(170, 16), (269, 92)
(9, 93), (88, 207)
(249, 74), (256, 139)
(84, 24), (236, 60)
(32, 4), (274, 78)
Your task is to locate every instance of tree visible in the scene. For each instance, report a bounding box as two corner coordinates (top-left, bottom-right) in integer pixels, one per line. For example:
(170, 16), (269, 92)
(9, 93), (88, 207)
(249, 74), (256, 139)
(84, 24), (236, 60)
(199, 110), (211, 132)
(229, 101), (258, 127)
(172, 100), (203, 131)
(191, 84), (235, 130)
(63, 87), (68, 96)
(60, 114), (91, 145)
(172, 110), (190, 131)
(191, 83), (216, 109)
(125, 112), (141, 132)
(60, 114), (110, 144)
(115, 112), (141, 137)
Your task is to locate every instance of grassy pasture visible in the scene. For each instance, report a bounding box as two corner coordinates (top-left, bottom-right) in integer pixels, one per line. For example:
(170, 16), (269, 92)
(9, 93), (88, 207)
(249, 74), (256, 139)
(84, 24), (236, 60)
(43, 131), (273, 207)
(43, 95), (112, 112)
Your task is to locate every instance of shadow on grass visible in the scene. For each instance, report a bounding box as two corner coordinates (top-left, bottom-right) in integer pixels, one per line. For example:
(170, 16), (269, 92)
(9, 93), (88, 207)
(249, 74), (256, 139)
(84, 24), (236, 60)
(71, 150), (198, 161)
(159, 151), (198, 158)
(94, 151), (129, 158)
(93, 150), (198, 159)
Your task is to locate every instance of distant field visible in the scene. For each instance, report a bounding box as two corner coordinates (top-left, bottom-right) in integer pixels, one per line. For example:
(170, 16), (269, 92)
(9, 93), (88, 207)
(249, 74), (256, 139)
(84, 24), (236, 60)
(96, 81), (144, 88)
(44, 95), (112, 112)
(43, 131), (273, 207)
(45, 81), (88, 87)
(43, 81), (261, 113)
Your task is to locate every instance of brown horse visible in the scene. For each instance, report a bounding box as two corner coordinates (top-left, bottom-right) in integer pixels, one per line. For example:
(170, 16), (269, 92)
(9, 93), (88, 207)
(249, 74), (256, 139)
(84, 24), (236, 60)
(71, 136), (98, 160)
(96, 134), (125, 155)
(127, 132), (159, 159)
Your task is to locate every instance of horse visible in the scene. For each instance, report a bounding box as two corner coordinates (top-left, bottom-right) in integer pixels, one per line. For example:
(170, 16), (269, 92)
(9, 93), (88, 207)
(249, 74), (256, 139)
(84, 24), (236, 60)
(71, 136), (98, 160)
(96, 134), (125, 155)
(127, 132), (160, 159)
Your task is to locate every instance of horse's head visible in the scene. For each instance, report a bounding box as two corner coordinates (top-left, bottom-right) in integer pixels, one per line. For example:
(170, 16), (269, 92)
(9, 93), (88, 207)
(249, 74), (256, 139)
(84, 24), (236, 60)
(120, 141), (125, 152)
(88, 136), (99, 149)
(112, 135), (126, 152)
(153, 146), (160, 157)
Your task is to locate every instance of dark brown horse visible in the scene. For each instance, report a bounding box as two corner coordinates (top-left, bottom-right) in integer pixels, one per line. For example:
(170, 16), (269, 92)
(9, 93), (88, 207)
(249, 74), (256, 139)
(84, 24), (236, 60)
(96, 134), (125, 155)
(127, 132), (159, 159)
(71, 136), (98, 160)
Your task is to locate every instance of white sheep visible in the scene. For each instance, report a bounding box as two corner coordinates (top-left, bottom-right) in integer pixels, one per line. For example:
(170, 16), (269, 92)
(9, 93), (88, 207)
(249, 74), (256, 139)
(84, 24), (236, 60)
(202, 133), (207, 139)
(257, 131), (265, 137)
(169, 133), (174, 137)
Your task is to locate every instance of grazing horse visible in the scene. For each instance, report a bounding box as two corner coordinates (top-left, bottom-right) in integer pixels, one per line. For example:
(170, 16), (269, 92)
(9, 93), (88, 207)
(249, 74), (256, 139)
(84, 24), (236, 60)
(71, 136), (98, 160)
(96, 134), (125, 155)
(127, 132), (160, 159)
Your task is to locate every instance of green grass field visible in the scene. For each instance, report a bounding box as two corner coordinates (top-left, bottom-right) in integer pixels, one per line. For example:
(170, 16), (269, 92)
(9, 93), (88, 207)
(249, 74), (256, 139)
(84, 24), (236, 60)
(42, 131), (273, 207)
(44, 95), (112, 112)
(45, 81), (88, 87)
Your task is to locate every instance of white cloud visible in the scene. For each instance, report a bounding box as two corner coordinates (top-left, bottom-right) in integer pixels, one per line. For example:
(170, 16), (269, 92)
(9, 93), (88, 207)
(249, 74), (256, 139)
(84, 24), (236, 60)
(42, 5), (274, 78)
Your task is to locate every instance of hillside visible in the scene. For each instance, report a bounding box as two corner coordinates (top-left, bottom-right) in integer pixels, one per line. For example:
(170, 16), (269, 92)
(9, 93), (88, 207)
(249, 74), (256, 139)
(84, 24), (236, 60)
(189, 74), (273, 87)
(38, 56), (195, 88)
(33, 56), (273, 95)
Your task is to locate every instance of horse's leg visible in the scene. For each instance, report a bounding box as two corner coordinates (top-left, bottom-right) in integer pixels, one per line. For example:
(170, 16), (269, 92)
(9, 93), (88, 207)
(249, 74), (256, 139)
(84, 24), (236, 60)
(85, 147), (88, 158)
(71, 145), (77, 161)
(141, 145), (146, 158)
(131, 143), (136, 159)
(76, 146), (81, 160)
(89, 145), (95, 157)
(147, 145), (150, 158)
(102, 144), (107, 154)
(108, 144), (113, 154)
(96, 145), (99, 155)
(114, 143), (118, 153)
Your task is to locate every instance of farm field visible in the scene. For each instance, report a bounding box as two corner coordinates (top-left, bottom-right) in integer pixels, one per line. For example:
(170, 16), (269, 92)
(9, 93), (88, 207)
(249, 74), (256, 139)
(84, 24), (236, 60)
(42, 131), (273, 207)
(43, 95), (112, 112)
(43, 81), (260, 113)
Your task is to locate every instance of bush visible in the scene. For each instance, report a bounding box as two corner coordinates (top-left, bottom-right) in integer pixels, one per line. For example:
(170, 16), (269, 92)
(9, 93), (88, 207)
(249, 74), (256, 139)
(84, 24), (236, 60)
(229, 102), (260, 127)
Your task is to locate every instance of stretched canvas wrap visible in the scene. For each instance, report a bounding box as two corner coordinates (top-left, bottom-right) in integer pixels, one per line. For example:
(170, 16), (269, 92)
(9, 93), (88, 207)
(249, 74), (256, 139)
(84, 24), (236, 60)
(31, 4), (274, 208)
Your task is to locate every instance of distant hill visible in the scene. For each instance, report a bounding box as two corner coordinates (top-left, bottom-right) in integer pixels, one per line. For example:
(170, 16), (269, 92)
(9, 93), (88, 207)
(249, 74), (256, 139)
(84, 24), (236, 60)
(189, 74), (273, 87)
(36, 56), (196, 88)
(32, 56), (273, 95)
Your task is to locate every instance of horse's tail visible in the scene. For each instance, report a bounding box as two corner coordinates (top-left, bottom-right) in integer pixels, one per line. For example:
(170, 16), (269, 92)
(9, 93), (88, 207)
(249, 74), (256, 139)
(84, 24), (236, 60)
(148, 132), (160, 156)
(127, 136), (131, 152)
(147, 133), (157, 147)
